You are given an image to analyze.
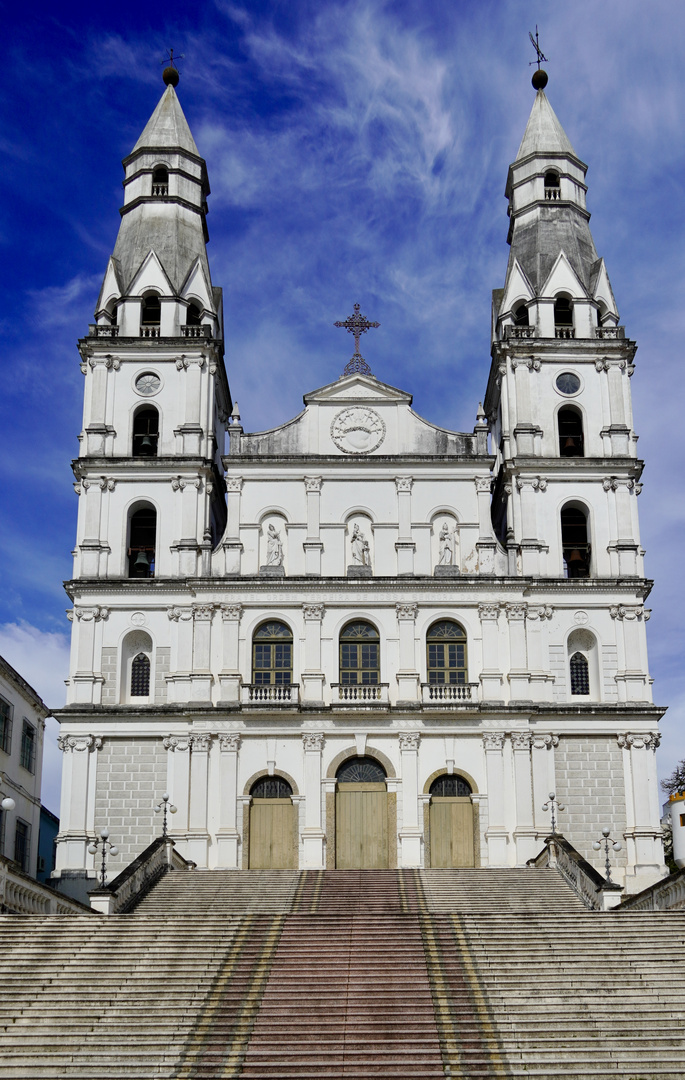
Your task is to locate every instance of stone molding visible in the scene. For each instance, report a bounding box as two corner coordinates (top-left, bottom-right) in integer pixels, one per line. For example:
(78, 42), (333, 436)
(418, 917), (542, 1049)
(57, 735), (102, 753)
(610, 606), (649, 622)
(474, 477), (492, 493)
(72, 606), (109, 622)
(88, 355), (120, 370)
(175, 356), (205, 370)
(603, 477), (636, 493)
(511, 732), (532, 751)
(511, 357), (541, 372)
(167, 606), (193, 622)
(505, 603), (527, 621)
(171, 476), (202, 492)
(192, 604), (215, 621)
(527, 605), (553, 621)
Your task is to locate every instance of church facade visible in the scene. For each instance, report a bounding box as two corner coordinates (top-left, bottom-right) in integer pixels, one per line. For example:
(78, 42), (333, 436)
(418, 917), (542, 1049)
(53, 73), (665, 896)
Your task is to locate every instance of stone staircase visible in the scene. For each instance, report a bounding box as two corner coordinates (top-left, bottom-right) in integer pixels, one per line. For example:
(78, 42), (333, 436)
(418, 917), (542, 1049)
(0, 868), (683, 1078)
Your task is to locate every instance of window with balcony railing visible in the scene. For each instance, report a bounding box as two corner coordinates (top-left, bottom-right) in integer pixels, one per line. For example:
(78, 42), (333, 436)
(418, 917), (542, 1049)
(561, 505), (591, 578)
(128, 506), (156, 577)
(426, 620), (468, 685)
(140, 294), (161, 338)
(339, 621), (380, 685)
(252, 621), (293, 686)
(151, 166), (168, 197)
(554, 296), (574, 338)
(544, 170), (561, 200)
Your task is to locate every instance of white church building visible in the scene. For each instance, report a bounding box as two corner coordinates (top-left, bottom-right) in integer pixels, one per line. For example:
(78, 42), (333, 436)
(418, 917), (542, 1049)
(53, 70), (666, 896)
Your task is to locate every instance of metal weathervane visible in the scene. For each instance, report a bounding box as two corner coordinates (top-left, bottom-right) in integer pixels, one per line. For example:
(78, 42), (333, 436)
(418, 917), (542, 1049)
(161, 47), (184, 70)
(528, 26), (548, 69)
(334, 303), (380, 377)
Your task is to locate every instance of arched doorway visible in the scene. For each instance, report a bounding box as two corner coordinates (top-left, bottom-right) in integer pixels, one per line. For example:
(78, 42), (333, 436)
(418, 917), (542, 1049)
(429, 774), (475, 868)
(335, 756), (388, 869)
(248, 776), (296, 869)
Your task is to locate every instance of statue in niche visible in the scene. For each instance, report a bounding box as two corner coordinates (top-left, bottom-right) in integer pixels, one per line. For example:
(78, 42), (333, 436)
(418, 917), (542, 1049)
(351, 523), (371, 567)
(438, 522), (454, 565)
(266, 524), (284, 566)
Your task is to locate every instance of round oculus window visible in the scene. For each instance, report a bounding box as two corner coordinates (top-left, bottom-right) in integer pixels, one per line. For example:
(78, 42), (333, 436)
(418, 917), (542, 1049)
(135, 372), (161, 397)
(555, 371), (581, 395)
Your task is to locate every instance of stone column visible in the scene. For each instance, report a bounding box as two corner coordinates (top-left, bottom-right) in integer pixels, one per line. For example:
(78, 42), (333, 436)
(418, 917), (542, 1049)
(526, 605), (554, 702)
(303, 476), (324, 575)
(171, 476), (202, 577)
(483, 732), (508, 865)
(475, 477), (496, 575)
(216, 733), (241, 868)
(218, 604), (243, 704)
(505, 603), (529, 700)
(512, 358), (542, 456)
(176, 355), (205, 454)
(395, 602), (419, 703)
(166, 606), (194, 703)
(191, 604), (214, 702)
(394, 477), (415, 575)
(603, 477), (639, 576)
(399, 732), (422, 867)
(302, 733), (325, 868)
(516, 475), (547, 576)
(478, 603), (503, 701)
(223, 476), (244, 576)
(611, 605), (650, 702)
(84, 356), (117, 455)
(70, 607), (108, 705)
(600, 358), (631, 456)
(301, 604), (325, 703)
(163, 735), (191, 836)
(187, 733), (211, 866)
(531, 733), (559, 838)
(619, 732), (665, 890)
(54, 735), (102, 873)
(511, 733), (537, 864)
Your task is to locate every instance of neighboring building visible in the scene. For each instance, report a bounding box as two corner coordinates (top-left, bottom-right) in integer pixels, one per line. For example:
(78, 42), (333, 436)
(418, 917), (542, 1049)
(0, 655), (48, 877)
(52, 71), (665, 898)
(37, 805), (59, 884)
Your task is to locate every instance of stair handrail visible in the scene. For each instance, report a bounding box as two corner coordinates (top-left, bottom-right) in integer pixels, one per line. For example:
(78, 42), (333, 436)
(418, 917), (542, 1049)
(89, 835), (192, 914)
(616, 864), (685, 911)
(528, 833), (623, 910)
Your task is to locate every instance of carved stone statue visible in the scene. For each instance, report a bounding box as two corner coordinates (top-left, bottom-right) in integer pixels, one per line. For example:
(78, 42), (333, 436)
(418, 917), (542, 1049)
(266, 524), (283, 566)
(351, 523), (370, 566)
(438, 522), (454, 565)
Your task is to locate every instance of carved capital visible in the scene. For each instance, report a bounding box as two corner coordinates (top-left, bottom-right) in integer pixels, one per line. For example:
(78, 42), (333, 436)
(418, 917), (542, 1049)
(226, 476), (243, 493)
(527, 605), (553, 622)
(474, 476), (492, 493)
(399, 732), (420, 751)
(74, 606), (109, 622)
(516, 475), (547, 492)
(505, 603), (527, 621)
(512, 357), (540, 372)
(478, 603), (500, 621)
(396, 602), (418, 621)
(610, 605), (645, 622)
(189, 733), (212, 753)
(618, 732), (661, 752)
(163, 735), (190, 752)
(192, 604), (215, 621)
(482, 732), (505, 750)
(218, 733), (241, 752)
(57, 735), (102, 753)
(302, 603), (325, 621)
(220, 603), (243, 622)
(167, 606), (193, 622)
(531, 733), (559, 750)
(511, 732), (532, 751)
(595, 359), (609, 373)
(394, 476), (414, 493)
(302, 732), (325, 751)
(171, 476), (202, 492)
(603, 476), (635, 493)
(304, 476), (323, 493)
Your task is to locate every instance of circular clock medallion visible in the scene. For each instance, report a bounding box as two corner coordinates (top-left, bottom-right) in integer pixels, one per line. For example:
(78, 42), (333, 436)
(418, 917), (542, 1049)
(135, 372), (161, 397)
(555, 371), (581, 396)
(330, 407), (386, 454)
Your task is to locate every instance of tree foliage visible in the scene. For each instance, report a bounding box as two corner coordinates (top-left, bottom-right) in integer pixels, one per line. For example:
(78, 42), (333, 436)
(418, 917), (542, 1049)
(661, 759), (685, 795)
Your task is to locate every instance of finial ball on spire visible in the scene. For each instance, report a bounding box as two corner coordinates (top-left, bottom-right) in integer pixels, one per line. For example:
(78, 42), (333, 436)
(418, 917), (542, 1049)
(532, 68), (548, 91)
(163, 66), (180, 87)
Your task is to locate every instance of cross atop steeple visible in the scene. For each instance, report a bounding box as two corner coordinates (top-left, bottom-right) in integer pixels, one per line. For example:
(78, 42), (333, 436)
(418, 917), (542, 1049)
(334, 303), (380, 377)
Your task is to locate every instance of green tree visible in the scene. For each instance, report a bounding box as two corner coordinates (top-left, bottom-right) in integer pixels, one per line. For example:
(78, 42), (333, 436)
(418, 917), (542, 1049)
(661, 760), (685, 796)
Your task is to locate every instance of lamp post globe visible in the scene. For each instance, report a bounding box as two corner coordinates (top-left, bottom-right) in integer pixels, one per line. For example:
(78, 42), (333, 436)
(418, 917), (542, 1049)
(1, 797), (16, 812)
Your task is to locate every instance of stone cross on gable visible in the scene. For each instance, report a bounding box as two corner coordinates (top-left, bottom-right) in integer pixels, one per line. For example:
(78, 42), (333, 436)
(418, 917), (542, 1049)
(334, 303), (380, 376)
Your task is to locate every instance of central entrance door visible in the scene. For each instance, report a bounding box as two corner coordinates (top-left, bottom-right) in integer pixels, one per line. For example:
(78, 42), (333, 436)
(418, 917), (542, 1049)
(248, 777), (296, 869)
(429, 774), (475, 868)
(335, 756), (389, 869)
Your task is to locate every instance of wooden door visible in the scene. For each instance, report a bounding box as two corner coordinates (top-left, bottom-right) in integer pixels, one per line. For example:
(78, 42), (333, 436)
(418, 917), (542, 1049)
(430, 797), (475, 868)
(336, 782), (388, 869)
(249, 798), (296, 869)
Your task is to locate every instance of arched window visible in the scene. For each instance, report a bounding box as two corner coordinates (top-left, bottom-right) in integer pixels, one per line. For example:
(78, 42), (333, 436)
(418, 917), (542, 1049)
(251, 776), (293, 799)
(513, 303), (529, 327)
(561, 505), (590, 578)
(544, 170), (561, 199)
(426, 621), (467, 685)
(130, 653), (151, 697)
(128, 506), (156, 577)
(336, 756), (386, 782)
(554, 296), (574, 338)
(570, 651), (590, 695)
(339, 621), (379, 685)
(186, 302), (202, 326)
(132, 406), (159, 457)
(252, 622), (293, 686)
(429, 774), (472, 797)
(152, 166), (169, 196)
(141, 293), (161, 338)
(558, 406), (584, 457)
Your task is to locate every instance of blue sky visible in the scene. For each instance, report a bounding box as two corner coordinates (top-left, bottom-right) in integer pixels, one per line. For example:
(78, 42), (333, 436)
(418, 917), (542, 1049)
(1, 0), (684, 812)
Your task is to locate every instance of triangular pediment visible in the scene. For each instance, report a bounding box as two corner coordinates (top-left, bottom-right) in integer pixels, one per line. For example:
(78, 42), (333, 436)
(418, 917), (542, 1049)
(180, 257), (215, 314)
(304, 373), (413, 406)
(128, 250), (175, 297)
(499, 259), (535, 317)
(95, 257), (124, 315)
(590, 258), (619, 318)
(540, 250), (588, 300)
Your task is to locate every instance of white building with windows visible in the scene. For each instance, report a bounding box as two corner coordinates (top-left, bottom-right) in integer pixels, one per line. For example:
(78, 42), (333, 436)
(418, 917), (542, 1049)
(52, 71), (666, 896)
(0, 655), (48, 877)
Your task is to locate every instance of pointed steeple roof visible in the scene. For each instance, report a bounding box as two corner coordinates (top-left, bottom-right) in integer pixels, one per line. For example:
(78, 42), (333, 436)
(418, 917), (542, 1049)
(131, 84), (200, 157)
(515, 90), (577, 161)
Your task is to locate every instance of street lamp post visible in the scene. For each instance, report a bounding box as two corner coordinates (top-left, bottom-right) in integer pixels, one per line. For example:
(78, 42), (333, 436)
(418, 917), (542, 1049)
(87, 829), (119, 888)
(542, 791), (565, 835)
(1, 797), (15, 812)
(154, 793), (177, 838)
(593, 827), (622, 883)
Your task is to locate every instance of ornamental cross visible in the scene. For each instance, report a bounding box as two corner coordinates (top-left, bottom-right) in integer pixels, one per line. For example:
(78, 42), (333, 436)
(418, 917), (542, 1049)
(334, 303), (380, 377)
(528, 26), (548, 68)
(161, 47), (184, 69)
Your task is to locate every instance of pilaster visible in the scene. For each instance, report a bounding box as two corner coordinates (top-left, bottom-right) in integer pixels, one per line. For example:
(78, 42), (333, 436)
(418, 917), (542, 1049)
(483, 732), (508, 865)
(478, 604), (503, 701)
(398, 732), (422, 866)
(216, 733), (241, 868)
(54, 735), (102, 872)
(301, 604), (326, 704)
(395, 603), (419, 703)
(303, 476), (324, 575)
(511, 732), (537, 864)
(301, 733), (325, 868)
(505, 603), (530, 700)
(218, 603), (243, 704)
(187, 732), (211, 866)
(223, 476), (244, 576)
(394, 477), (415, 575)
(618, 732), (665, 890)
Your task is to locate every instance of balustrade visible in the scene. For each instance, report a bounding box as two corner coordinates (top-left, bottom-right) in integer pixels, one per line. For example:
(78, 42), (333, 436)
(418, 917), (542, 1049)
(89, 325), (119, 338)
(331, 683), (389, 704)
(421, 682), (477, 703)
(140, 326), (161, 338)
(241, 683), (300, 705)
(555, 326), (575, 339)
